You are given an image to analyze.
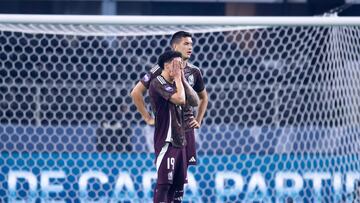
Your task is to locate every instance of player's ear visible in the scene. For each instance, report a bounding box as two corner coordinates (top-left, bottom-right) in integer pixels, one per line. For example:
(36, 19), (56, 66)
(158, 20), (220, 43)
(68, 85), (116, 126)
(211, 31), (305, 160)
(164, 62), (170, 70)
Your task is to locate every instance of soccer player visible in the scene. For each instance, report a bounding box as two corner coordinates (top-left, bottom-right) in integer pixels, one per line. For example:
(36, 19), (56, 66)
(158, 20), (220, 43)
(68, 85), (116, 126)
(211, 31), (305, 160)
(149, 51), (198, 202)
(131, 31), (208, 166)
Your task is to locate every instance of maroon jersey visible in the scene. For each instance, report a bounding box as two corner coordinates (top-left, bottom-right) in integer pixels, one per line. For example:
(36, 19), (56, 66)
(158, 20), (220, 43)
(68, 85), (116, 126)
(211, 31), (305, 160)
(149, 75), (186, 155)
(182, 63), (205, 130)
(142, 63), (205, 131)
(140, 64), (161, 89)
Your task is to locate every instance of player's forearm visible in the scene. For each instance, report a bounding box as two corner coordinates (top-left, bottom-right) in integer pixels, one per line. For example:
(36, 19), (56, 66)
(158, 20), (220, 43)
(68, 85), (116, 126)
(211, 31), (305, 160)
(172, 78), (186, 105)
(130, 89), (152, 121)
(183, 80), (199, 107)
(196, 92), (208, 124)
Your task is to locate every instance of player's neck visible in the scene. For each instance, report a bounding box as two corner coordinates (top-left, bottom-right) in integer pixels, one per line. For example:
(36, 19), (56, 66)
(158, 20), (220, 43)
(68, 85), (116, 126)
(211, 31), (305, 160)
(182, 59), (190, 68)
(161, 71), (174, 84)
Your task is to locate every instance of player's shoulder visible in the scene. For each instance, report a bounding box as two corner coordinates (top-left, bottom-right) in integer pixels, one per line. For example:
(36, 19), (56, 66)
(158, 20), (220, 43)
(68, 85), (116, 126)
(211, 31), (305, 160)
(187, 62), (204, 78)
(150, 64), (161, 74)
(150, 75), (175, 94)
(150, 75), (166, 87)
(186, 62), (201, 71)
(187, 62), (199, 69)
(155, 75), (167, 85)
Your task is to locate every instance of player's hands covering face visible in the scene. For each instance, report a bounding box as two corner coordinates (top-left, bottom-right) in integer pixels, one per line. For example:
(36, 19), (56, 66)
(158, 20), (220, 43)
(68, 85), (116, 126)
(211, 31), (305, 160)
(170, 57), (183, 80)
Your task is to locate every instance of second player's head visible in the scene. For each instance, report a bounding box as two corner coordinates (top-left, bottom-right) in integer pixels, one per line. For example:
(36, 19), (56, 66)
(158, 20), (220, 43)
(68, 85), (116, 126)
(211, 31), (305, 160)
(170, 31), (193, 61)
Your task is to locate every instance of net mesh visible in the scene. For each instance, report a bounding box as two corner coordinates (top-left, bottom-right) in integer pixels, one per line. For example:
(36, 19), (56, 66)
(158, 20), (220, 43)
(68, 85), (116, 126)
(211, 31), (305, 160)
(1, 22), (360, 202)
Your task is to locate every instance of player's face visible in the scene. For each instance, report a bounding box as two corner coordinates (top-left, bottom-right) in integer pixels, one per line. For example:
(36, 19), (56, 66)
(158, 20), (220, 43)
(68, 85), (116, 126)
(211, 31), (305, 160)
(166, 57), (183, 80)
(174, 37), (193, 60)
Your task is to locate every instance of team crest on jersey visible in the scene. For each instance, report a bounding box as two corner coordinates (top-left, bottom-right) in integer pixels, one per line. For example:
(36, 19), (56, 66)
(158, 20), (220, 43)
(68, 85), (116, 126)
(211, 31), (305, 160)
(168, 172), (173, 181)
(165, 85), (173, 92)
(143, 74), (150, 82)
(187, 74), (194, 86)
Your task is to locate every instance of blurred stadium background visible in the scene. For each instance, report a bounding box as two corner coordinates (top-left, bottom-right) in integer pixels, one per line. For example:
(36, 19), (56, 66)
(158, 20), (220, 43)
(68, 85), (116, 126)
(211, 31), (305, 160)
(1, 0), (360, 203)
(0, 0), (360, 16)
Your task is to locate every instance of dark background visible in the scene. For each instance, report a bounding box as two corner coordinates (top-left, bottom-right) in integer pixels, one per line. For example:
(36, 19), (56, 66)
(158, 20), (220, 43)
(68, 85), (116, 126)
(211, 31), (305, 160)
(0, 0), (359, 16)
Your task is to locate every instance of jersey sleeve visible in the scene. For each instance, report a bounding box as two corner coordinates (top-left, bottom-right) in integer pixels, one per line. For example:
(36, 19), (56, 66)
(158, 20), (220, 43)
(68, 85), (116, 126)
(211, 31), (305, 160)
(193, 68), (205, 93)
(140, 64), (162, 89)
(149, 76), (176, 101)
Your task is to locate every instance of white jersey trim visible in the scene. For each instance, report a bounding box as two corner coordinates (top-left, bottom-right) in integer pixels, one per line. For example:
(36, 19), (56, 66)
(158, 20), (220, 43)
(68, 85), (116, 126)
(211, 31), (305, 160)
(156, 75), (166, 85)
(151, 64), (160, 73)
(156, 143), (169, 171)
(165, 110), (172, 143)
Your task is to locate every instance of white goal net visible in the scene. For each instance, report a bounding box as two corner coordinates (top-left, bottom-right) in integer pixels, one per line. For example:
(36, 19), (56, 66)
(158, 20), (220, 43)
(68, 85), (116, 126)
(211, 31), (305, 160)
(1, 16), (360, 203)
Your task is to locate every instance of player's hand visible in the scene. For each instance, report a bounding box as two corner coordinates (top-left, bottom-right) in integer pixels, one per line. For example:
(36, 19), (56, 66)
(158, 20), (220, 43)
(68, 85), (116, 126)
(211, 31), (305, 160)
(189, 117), (200, 129)
(144, 116), (155, 126)
(178, 59), (186, 82)
(171, 58), (182, 80)
(178, 58), (186, 70)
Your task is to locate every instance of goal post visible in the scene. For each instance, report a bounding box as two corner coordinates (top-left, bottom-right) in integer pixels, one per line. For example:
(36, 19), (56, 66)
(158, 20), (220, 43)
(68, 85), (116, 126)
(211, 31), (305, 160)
(0, 14), (360, 202)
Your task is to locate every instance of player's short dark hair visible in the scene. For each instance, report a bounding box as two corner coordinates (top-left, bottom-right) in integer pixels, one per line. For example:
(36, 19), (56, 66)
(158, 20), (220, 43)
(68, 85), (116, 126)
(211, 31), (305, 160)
(170, 31), (192, 47)
(158, 51), (182, 70)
